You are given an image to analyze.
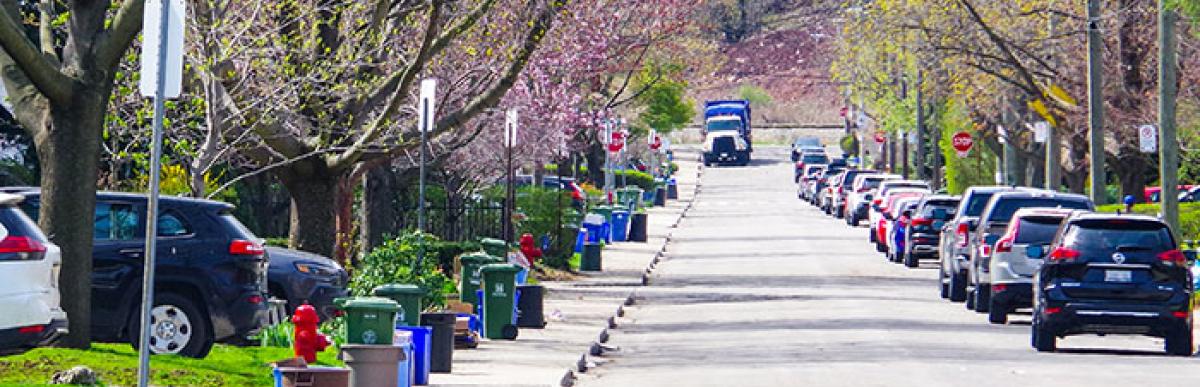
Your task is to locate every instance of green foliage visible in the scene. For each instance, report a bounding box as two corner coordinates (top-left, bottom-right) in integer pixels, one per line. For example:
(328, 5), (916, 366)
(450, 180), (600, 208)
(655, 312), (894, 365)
(634, 62), (694, 135)
(256, 321), (293, 348)
(265, 237), (290, 248)
(426, 239), (481, 274)
(737, 84), (773, 106)
(0, 343), (341, 386)
(349, 232), (455, 310)
(128, 163), (238, 203)
(937, 100), (996, 194)
(514, 186), (580, 269)
(840, 134), (859, 156)
(613, 169), (657, 191)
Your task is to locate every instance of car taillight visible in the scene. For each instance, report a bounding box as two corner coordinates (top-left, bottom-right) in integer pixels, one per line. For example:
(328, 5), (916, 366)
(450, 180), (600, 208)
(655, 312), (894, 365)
(1047, 247), (1080, 262)
(979, 244), (992, 258)
(17, 325), (44, 334)
(247, 295), (264, 304)
(873, 198), (882, 206)
(1173, 311), (1190, 319)
(994, 237), (1013, 253)
(230, 239), (265, 256)
(0, 236), (47, 261)
(1044, 307), (1063, 315)
(1158, 249), (1187, 265)
(992, 284), (1007, 293)
(956, 224), (969, 247)
(911, 218), (932, 227)
(838, 186), (844, 194)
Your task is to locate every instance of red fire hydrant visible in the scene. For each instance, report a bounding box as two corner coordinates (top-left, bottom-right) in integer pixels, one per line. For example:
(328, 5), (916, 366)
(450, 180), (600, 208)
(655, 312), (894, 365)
(292, 304), (330, 363)
(519, 233), (543, 266)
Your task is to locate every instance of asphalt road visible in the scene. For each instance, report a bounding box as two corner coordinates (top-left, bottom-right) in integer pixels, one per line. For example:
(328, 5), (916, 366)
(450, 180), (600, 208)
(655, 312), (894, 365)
(580, 146), (1200, 386)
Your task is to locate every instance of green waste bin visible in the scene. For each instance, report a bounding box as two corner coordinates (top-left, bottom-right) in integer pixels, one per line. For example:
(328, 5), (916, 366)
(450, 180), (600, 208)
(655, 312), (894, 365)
(615, 187), (643, 210)
(373, 284), (424, 327)
(479, 263), (523, 340)
(459, 253), (496, 306)
(480, 238), (510, 257)
(341, 297), (401, 345)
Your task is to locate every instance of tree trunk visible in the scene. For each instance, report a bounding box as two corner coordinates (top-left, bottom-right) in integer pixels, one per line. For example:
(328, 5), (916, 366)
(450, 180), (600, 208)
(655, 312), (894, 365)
(279, 168), (339, 258)
(37, 94), (105, 348)
(333, 175), (356, 265)
(361, 166), (398, 252)
(585, 141), (605, 186)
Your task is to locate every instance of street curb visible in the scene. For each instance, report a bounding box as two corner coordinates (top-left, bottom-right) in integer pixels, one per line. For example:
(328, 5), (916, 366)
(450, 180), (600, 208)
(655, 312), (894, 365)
(561, 161), (703, 386)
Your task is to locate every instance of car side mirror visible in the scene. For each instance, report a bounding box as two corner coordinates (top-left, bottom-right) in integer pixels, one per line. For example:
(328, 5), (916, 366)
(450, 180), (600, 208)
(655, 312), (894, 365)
(1026, 245), (1045, 259)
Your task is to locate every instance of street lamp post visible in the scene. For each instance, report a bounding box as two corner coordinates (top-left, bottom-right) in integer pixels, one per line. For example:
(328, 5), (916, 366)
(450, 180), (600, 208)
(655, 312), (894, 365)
(413, 79), (436, 274)
(504, 109), (518, 243)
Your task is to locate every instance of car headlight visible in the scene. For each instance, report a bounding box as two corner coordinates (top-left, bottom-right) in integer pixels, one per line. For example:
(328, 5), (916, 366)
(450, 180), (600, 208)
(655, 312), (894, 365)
(295, 262), (340, 277)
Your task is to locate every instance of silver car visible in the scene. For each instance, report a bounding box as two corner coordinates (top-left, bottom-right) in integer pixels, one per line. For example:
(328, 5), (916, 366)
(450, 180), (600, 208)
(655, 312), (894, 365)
(985, 208), (1074, 324)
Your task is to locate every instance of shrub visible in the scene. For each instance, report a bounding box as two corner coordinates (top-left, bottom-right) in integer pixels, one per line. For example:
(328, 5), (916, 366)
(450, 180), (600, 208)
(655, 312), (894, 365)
(515, 186), (580, 269)
(426, 240), (480, 275)
(613, 169), (657, 191)
(1095, 202), (1200, 241)
(349, 232), (456, 310)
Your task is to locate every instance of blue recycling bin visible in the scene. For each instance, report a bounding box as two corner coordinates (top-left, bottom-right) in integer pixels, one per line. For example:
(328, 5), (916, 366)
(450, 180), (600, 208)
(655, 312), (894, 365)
(573, 227), (587, 253)
(583, 214), (605, 244)
(611, 210), (630, 242)
(396, 326), (431, 385)
(394, 339), (413, 387)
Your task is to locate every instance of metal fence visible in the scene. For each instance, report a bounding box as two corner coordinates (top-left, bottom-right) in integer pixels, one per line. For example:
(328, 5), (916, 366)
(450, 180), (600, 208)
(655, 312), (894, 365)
(396, 204), (505, 242)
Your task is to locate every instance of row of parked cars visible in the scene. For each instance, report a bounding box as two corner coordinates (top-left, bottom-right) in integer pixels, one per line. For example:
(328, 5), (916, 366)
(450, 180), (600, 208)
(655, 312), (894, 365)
(796, 159), (1196, 356)
(0, 189), (349, 358)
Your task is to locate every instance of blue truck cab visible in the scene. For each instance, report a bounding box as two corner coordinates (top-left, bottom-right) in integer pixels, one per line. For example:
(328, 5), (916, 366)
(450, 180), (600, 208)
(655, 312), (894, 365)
(702, 100), (753, 166)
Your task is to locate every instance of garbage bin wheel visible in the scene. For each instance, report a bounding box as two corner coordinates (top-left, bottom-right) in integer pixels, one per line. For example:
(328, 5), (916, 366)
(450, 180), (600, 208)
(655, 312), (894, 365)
(502, 324), (519, 340)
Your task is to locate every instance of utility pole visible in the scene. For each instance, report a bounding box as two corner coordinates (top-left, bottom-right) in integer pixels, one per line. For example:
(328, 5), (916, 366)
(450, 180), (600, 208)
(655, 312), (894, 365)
(1158, 2), (1181, 233)
(915, 70), (925, 181)
(1085, 0), (1106, 202)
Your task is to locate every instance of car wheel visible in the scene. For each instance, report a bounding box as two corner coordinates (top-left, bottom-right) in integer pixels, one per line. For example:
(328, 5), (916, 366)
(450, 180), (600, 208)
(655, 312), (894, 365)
(129, 293), (214, 359)
(988, 299), (1008, 324)
(939, 271), (950, 299)
(868, 227), (876, 243)
(965, 288), (976, 310)
(1166, 326), (1194, 356)
(948, 271), (967, 302)
(1032, 318), (1056, 352)
(903, 250), (918, 268)
(974, 286), (990, 313)
(849, 215), (858, 227)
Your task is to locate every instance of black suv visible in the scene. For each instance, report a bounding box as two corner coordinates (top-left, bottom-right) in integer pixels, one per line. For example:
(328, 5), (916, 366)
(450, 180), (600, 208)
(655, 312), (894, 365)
(266, 247), (348, 322)
(1032, 213), (1193, 356)
(902, 195), (959, 268)
(10, 190), (268, 358)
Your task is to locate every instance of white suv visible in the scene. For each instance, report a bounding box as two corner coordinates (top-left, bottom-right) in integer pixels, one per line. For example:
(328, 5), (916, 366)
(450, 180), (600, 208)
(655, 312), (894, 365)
(0, 193), (66, 352)
(846, 174), (900, 226)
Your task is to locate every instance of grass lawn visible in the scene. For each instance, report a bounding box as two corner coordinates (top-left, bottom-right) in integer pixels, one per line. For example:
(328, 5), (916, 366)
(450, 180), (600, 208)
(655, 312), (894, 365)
(0, 343), (342, 386)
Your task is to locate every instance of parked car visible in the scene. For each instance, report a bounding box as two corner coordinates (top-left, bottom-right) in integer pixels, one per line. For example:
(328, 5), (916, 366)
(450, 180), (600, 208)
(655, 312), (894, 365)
(0, 193), (67, 353)
(797, 164), (826, 200)
(870, 189), (927, 252)
(812, 166), (844, 207)
(821, 170), (847, 214)
(886, 198), (923, 264)
(939, 186), (1017, 302)
(791, 137), (823, 161)
(266, 247), (348, 323)
(794, 151), (830, 183)
(847, 173), (900, 225)
(984, 208), (1074, 324)
(901, 195), (960, 268)
(7, 189), (269, 358)
(830, 170), (878, 219)
(1032, 213), (1193, 356)
(965, 190), (1093, 313)
(1144, 185), (1193, 203)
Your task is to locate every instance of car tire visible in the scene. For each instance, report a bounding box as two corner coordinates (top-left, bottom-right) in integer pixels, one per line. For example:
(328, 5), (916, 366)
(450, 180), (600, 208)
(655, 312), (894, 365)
(903, 250), (918, 268)
(965, 289), (976, 310)
(868, 227), (876, 243)
(875, 241), (887, 253)
(939, 270), (950, 299)
(849, 215), (858, 227)
(1032, 319), (1056, 352)
(1166, 327), (1194, 356)
(128, 293), (214, 359)
(974, 286), (990, 313)
(948, 271), (967, 302)
(988, 299), (1008, 324)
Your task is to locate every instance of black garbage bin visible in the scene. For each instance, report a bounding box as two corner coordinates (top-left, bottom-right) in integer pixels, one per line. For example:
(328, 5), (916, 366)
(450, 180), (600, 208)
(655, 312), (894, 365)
(582, 243), (602, 271)
(654, 187), (667, 206)
(420, 312), (457, 373)
(516, 285), (546, 328)
(628, 213), (648, 242)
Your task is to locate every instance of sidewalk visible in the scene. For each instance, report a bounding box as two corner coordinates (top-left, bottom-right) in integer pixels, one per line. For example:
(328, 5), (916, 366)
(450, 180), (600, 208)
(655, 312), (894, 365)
(428, 149), (701, 387)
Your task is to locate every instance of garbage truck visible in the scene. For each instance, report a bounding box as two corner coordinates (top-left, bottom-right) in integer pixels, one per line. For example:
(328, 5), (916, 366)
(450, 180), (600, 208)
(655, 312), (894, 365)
(702, 100), (752, 166)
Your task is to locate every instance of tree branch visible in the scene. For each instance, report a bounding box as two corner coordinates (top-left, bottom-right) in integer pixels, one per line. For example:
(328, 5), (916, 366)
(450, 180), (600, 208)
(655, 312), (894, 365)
(97, 0), (145, 72)
(0, 2), (72, 103)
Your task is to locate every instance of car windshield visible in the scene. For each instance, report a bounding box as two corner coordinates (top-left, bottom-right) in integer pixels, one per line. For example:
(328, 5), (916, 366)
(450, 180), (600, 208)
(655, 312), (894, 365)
(962, 191), (998, 217)
(802, 154), (829, 164)
(1013, 216), (1065, 244)
(707, 119), (741, 131)
(987, 198), (1091, 222)
(1062, 220), (1174, 258)
(862, 178), (888, 190)
(919, 203), (957, 219)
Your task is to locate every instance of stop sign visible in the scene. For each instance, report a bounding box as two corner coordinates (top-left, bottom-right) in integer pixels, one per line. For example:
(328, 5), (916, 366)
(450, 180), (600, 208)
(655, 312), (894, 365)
(952, 131), (974, 154)
(608, 131), (625, 152)
(874, 132), (886, 143)
(649, 134), (662, 150)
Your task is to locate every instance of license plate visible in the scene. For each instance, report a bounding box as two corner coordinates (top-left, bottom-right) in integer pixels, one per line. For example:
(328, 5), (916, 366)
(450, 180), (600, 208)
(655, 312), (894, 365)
(721, 153), (728, 157)
(1105, 270), (1132, 283)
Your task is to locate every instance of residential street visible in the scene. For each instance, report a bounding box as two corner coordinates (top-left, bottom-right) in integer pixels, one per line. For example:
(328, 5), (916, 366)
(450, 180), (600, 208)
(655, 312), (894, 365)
(579, 146), (1200, 387)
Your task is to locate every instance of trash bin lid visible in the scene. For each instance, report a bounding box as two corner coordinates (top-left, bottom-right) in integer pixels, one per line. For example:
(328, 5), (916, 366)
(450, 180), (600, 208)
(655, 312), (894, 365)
(373, 284), (425, 297)
(340, 297), (401, 312)
(479, 263), (523, 274)
(480, 238), (508, 248)
(613, 210), (630, 216)
(460, 253), (493, 264)
(583, 213), (605, 225)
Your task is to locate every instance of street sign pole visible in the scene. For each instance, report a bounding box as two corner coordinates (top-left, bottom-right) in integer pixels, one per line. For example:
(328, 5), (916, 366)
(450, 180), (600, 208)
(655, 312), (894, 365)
(1086, 0), (1106, 201)
(604, 120), (613, 203)
(505, 110), (518, 243)
(1158, 2), (1181, 234)
(414, 79), (435, 274)
(137, 0), (182, 385)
